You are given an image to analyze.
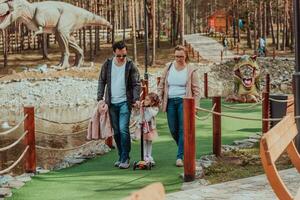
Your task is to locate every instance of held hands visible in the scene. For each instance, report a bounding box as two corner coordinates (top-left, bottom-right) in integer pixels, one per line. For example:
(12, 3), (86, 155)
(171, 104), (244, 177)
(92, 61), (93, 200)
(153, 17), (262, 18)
(133, 100), (141, 108)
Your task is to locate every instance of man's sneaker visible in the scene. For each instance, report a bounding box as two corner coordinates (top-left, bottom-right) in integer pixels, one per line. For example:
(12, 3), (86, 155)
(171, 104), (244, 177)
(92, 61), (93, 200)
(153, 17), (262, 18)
(114, 160), (121, 167)
(176, 159), (183, 167)
(119, 159), (130, 169)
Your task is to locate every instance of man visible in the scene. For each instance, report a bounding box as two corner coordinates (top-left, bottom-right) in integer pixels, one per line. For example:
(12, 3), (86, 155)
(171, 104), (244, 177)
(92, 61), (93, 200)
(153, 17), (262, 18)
(97, 41), (141, 169)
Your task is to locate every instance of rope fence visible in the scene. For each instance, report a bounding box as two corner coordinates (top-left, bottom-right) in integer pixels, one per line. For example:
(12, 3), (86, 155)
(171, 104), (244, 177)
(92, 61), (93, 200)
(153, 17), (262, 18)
(34, 115), (90, 125)
(196, 103), (216, 121)
(0, 146), (29, 175)
(196, 106), (284, 122)
(0, 131), (28, 152)
(0, 114), (28, 136)
(269, 97), (294, 103)
(222, 100), (263, 110)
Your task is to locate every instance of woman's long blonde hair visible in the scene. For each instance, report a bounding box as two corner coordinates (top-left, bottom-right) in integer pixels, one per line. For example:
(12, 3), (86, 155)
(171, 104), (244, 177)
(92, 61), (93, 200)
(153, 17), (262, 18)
(174, 45), (190, 63)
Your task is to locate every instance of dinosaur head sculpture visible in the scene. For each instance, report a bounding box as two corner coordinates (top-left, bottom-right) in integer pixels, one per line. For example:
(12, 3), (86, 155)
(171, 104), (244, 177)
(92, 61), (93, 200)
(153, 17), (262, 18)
(226, 55), (261, 103)
(233, 55), (260, 91)
(0, 0), (28, 29)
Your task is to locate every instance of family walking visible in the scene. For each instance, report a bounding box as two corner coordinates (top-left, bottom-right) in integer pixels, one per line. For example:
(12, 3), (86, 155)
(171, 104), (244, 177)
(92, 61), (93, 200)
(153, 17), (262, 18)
(95, 41), (200, 169)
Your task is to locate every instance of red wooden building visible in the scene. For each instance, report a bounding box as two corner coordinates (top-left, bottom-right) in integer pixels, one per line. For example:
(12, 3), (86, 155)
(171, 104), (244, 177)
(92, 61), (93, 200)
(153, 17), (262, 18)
(207, 10), (231, 33)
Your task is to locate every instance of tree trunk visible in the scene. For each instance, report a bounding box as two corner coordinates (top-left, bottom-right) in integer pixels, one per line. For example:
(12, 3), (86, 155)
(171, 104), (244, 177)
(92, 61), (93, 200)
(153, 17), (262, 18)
(289, 0), (294, 51)
(269, 0), (276, 45)
(131, 0), (137, 63)
(152, 0), (156, 65)
(276, 0), (280, 50)
(123, 0), (126, 42)
(176, 0), (180, 44)
(171, 0), (176, 46)
(246, 0), (252, 48)
(254, 6), (257, 54)
(112, 0), (115, 44)
(263, 1), (267, 38)
(157, 0), (160, 48)
(236, 0), (240, 43)
(232, 0), (236, 45)
(180, 0), (184, 45)
(258, 0), (262, 38)
(282, 0), (288, 51)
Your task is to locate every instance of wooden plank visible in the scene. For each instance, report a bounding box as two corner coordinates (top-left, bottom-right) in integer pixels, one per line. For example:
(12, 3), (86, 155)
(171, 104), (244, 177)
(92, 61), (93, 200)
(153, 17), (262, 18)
(260, 141), (293, 200)
(286, 95), (294, 115)
(266, 124), (297, 163)
(263, 115), (295, 149)
(295, 187), (300, 200)
(286, 141), (300, 173)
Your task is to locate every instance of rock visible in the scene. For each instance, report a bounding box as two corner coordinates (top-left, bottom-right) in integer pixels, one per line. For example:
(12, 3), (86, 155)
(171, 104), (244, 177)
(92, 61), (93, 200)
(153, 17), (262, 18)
(36, 167), (50, 174)
(15, 174), (32, 182)
(248, 134), (262, 140)
(54, 161), (70, 170)
(0, 188), (12, 198)
(0, 121), (10, 129)
(4, 180), (25, 189)
(197, 155), (217, 168)
(64, 158), (86, 165)
(0, 175), (14, 186)
(181, 179), (210, 191)
(222, 145), (239, 152)
(195, 166), (204, 179)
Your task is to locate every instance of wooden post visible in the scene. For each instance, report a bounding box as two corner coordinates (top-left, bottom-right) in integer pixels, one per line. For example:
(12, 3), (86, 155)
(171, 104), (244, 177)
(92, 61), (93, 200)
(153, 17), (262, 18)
(204, 73), (208, 98)
(144, 79), (149, 95)
(265, 74), (270, 93)
(213, 97), (221, 157)
(272, 48), (276, 60)
(183, 97), (195, 182)
(197, 51), (200, 62)
(156, 77), (161, 87)
(141, 85), (147, 100)
(24, 107), (36, 173)
(262, 92), (270, 134)
(105, 137), (113, 148)
(237, 44), (239, 54)
(220, 50), (223, 62)
(192, 47), (195, 58)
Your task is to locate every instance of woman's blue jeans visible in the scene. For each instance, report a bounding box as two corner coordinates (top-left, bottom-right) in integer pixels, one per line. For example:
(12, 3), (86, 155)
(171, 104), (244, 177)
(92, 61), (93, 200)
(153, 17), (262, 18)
(109, 101), (131, 163)
(166, 98), (184, 160)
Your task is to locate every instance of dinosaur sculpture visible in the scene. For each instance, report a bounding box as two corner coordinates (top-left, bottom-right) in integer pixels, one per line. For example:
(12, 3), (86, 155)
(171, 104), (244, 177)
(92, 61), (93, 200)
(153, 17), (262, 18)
(0, 0), (112, 68)
(225, 55), (261, 103)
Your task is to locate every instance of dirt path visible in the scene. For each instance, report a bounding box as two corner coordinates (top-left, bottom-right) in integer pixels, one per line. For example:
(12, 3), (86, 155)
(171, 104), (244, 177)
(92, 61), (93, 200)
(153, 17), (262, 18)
(184, 34), (234, 63)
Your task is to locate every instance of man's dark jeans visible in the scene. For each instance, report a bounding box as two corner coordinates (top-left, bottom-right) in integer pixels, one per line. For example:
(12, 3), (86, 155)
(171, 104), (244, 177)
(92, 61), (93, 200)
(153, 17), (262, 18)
(109, 101), (131, 163)
(166, 97), (184, 160)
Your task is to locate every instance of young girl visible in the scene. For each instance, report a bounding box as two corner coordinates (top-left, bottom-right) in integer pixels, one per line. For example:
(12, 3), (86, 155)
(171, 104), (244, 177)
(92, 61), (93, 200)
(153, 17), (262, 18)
(134, 92), (160, 165)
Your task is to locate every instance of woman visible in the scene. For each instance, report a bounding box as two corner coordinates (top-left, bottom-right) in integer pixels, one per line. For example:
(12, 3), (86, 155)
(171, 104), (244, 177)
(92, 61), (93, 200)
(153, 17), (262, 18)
(158, 45), (200, 167)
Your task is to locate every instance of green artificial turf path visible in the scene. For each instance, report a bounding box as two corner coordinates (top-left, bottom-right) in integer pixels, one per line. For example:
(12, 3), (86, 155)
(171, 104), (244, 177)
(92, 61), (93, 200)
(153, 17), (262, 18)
(10, 99), (262, 200)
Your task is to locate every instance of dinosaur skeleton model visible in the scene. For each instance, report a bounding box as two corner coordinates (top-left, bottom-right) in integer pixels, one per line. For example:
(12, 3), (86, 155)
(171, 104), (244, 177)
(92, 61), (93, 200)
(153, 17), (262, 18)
(225, 55), (261, 103)
(0, 0), (112, 68)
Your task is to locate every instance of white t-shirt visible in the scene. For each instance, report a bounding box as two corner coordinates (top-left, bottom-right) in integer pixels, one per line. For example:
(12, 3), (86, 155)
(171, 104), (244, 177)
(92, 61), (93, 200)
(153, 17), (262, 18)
(167, 63), (187, 98)
(111, 58), (127, 104)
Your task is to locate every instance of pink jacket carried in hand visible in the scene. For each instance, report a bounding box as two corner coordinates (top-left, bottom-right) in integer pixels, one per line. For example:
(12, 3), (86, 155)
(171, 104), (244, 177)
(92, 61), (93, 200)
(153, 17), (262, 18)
(87, 100), (114, 140)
